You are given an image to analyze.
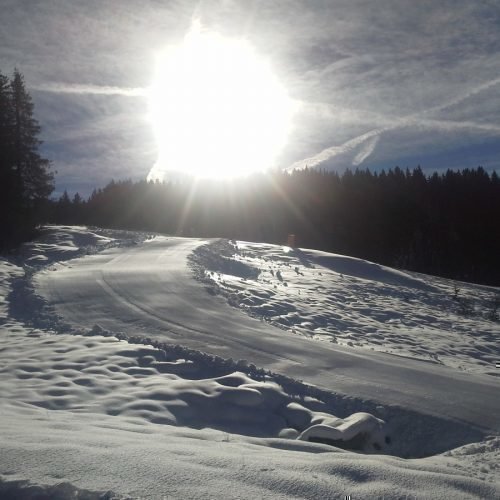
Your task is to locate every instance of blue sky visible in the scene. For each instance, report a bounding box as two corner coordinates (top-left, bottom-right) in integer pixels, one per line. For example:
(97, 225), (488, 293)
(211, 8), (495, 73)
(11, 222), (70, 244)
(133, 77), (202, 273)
(2, 0), (500, 196)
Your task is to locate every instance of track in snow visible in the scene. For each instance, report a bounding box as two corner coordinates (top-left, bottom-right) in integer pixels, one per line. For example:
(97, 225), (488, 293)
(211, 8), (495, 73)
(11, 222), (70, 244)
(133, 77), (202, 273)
(35, 236), (500, 434)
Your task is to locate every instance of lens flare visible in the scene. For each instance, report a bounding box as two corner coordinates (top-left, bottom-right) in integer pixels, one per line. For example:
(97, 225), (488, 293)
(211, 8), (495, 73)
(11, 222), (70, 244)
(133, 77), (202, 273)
(147, 22), (295, 181)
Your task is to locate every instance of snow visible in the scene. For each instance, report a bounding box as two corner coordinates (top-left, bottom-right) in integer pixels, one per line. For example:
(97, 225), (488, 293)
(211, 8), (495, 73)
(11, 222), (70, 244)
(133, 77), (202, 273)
(32, 231), (500, 434)
(1, 225), (499, 498)
(192, 239), (500, 376)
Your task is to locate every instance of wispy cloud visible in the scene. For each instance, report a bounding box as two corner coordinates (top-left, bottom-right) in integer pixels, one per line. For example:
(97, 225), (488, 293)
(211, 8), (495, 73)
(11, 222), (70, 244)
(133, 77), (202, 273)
(34, 82), (148, 97)
(3, 0), (500, 193)
(420, 77), (500, 118)
(286, 128), (384, 171)
(352, 135), (380, 166)
(289, 75), (500, 171)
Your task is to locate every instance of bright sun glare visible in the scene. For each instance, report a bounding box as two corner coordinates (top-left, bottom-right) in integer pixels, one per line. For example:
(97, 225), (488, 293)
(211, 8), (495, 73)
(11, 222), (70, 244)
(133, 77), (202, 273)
(147, 22), (295, 180)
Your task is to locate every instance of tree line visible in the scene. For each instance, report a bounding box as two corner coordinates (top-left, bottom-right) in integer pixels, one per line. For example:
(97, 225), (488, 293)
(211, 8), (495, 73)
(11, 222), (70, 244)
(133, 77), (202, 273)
(0, 69), (54, 247)
(1, 70), (498, 285)
(52, 166), (500, 286)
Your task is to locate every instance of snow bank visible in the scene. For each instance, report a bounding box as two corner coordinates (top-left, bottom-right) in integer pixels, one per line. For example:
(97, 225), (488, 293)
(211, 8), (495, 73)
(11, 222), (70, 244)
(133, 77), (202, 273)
(191, 239), (500, 375)
(0, 322), (392, 454)
(0, 477), (118, 500)
(2, 399), (498, 499)
(297, 412), (387, 451)
(1, 326), (498, 498)
(16, 225), (151, 270)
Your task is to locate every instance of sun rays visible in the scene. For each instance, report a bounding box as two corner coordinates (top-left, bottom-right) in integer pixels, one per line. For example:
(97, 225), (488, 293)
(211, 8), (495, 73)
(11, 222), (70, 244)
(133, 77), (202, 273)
(147, 22), (295, 181)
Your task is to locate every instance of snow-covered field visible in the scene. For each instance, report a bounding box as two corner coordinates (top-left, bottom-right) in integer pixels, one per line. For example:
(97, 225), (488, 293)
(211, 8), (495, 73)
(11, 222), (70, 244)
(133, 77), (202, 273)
(191, 239), (500, 376)
(1, 226), (499, 498)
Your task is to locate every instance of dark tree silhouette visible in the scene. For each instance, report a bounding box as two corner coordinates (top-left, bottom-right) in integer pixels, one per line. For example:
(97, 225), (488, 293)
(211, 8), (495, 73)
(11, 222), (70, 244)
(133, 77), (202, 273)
(0, 69), (54, 248)
(50, 167), (500, 285)
(0, 71), (16, 243)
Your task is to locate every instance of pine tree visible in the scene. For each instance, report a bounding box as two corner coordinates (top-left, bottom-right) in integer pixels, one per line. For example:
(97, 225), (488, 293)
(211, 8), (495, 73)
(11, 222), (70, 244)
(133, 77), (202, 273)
(0, 69), (54, 247)
(0, 70), (16, 241)
(11, 69), (54, 208)
(0, 71), (14, 166)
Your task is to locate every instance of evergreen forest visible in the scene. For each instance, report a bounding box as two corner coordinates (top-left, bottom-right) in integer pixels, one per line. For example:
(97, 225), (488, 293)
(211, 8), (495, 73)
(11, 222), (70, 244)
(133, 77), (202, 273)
(52, 167), (500, 286)
(1, 69), (499, 286)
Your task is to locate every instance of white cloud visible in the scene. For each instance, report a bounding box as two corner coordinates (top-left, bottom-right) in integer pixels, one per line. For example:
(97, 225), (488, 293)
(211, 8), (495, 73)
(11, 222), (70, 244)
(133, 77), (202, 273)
(289, 74), (500, 172)
(286, 128), (385, 171)
(353, 135), (380, 166)
(34, 82), (148, 97)
(3, 0), (500, 191)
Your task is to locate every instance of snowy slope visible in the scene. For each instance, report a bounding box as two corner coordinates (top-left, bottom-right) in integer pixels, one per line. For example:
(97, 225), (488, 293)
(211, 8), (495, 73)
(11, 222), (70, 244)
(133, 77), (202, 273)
(0, 226), (499, 498)
(34, 232), (500, 434)
(191, 240), (500, 376)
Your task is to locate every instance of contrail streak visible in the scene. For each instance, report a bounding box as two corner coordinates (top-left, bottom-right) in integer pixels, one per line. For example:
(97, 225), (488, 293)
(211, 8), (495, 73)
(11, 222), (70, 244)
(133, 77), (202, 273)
(353, 135), (380, 166)
(288, 77), (500, 171)
(34, 82), (148, 97)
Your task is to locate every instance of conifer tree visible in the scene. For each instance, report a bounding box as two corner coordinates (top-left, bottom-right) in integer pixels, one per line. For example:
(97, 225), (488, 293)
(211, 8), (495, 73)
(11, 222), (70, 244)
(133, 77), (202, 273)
(0, 69), (54, 247)
(10, 69), (53, 208)
(0, 70), (16, 241)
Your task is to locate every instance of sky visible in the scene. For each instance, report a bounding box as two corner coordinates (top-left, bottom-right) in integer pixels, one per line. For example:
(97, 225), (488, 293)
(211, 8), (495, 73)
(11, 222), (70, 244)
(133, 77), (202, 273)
(2, 0), (500, 197)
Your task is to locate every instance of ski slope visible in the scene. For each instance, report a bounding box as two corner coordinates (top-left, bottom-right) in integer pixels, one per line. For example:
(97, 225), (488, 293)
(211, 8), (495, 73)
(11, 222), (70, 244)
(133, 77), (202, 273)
(1, 226), (499, 498)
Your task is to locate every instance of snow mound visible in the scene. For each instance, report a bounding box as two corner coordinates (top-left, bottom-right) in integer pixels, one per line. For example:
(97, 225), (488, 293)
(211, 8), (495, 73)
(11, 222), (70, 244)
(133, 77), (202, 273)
(0, 322), (391, 454)
(190, 238), (261, 281)
(16, 225), (150, 270)
(297, 412), (387, 452)
(0, 477), (119, 500)
(19, 225), (113, 266)
(191, 239), (500, 375)
(3, 400), (498, 500)
(443, 436), (500, 483)
(301, 249), (434, 291)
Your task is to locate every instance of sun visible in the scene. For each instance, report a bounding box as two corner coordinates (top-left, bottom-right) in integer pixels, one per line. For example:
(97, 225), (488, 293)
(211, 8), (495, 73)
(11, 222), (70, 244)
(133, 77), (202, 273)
(147, 22), (295, 181)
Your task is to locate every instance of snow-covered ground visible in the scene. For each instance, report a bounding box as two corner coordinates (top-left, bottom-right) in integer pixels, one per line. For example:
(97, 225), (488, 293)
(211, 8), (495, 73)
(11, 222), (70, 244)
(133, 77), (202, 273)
(1, 226), (499, 498)
(191, 239), (500, 376)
